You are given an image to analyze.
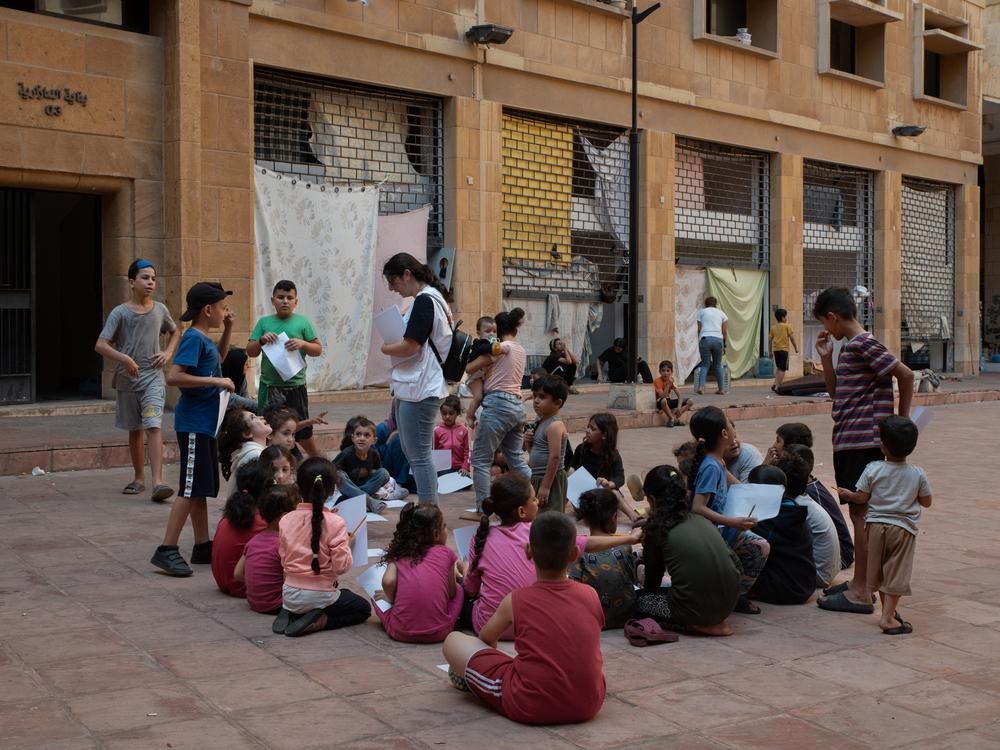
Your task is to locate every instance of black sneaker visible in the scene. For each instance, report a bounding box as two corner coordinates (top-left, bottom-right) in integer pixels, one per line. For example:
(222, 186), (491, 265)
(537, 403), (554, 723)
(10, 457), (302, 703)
(190, 540), (213, 564)
(151, 545), (192, 577)
(272, 608), (292, 634)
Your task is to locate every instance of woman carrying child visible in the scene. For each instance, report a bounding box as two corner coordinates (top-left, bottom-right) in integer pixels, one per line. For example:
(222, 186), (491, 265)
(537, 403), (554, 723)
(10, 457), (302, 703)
(211, 460), (268, 597)
(373, 503), (464, 642)
(635, 465), (741, 635)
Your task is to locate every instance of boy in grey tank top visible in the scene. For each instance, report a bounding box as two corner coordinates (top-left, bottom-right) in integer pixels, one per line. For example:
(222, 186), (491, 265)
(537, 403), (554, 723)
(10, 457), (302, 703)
(525, 375), (569, 514)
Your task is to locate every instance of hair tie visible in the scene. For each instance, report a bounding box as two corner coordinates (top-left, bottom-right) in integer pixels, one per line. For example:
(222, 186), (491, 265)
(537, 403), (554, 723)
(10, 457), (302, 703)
(313, 475), (323, 486)
(311, 553), (319, 560)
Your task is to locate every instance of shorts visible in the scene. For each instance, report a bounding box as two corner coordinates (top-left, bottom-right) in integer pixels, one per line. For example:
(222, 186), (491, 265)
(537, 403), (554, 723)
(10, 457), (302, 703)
(465, 647), (514, 714)
(115, 380), (165, 431)
(866, 523), (916, 596)
(833, 447), (884, 499)
(177, 431), (220, 499)
(262, 383), (312, 440)
(657, 396), (688, 411)
(773, 350), (789, 372)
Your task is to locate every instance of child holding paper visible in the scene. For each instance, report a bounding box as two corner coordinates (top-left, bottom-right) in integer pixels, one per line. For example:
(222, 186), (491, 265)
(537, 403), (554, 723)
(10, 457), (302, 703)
(573, 413), (639, 524)
(443, 511), (607, 725)
(434, 395), (471, 475)
(688, 406), (770, 614)
(275, 457), (371, 637)
(524, 374), (569, 514)
(247, 280), (323, 458)
(371, 503), (464, 642)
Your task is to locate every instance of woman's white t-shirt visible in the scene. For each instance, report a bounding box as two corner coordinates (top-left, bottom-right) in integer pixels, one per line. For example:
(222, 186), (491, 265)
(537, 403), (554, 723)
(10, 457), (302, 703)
(697, 306), (728, 339)
(390, 287), (453, 402)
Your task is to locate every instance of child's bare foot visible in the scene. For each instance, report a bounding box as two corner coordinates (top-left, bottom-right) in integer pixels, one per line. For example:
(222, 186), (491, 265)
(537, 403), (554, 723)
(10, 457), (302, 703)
(688, 621), (734, 637)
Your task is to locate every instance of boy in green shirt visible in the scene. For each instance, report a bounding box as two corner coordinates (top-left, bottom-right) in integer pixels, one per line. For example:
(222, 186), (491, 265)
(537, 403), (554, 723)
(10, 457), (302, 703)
(247, 280), (323, 456)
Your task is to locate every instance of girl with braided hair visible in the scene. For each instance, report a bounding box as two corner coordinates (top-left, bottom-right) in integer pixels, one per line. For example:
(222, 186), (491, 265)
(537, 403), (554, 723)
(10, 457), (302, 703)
(688, 406), (770, 614)
(371, 503), (464, 642)
(634, 465), (741, 635)
(275, 457), (370, 637)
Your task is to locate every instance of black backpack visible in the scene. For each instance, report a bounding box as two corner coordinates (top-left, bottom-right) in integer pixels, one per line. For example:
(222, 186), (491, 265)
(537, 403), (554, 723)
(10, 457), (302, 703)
(428, 320), (473, 384)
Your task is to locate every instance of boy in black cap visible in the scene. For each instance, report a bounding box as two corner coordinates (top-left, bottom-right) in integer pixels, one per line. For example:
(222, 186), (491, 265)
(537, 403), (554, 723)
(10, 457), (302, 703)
(151, 282), (236, 577)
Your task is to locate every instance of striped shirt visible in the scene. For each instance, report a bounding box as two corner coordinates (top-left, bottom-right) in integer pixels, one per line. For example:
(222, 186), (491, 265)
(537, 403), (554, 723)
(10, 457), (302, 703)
(832, 333), (898, 451)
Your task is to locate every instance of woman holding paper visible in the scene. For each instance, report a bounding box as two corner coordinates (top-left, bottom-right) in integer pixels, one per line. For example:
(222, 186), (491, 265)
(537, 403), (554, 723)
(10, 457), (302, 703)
(380, 253), (454, 505)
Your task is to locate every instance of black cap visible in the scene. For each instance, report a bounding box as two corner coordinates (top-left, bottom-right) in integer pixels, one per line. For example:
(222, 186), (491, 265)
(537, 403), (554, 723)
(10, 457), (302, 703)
(180, 282), (232, 322)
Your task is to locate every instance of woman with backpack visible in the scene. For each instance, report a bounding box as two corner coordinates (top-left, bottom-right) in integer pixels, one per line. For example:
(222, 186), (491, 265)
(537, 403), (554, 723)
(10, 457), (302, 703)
(467, 308), (531, 513)
(381, 253), (455, 505)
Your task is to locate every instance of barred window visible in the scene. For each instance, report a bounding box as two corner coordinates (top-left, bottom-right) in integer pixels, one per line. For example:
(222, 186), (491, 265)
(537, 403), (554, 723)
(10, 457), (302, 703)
(253, 67), (444, 252)
(900, 178), (955, 343)
(674, 138), (770, 267)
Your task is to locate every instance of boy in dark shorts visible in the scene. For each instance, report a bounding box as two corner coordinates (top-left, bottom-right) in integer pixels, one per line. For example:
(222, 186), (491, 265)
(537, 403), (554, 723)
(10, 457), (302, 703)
(653, 360), (693, 427)
(442, 511), (606, 725)
(768, 307), (798, 391)
(151, 282), (235, 577)
(812, 287), (913, 614)
(247, 280), (323, 457)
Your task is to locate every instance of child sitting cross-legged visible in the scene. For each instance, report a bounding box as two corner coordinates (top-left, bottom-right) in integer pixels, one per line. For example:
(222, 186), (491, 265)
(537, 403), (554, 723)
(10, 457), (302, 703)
(211, 460), (268, 598)
(334, 417), (395, 512)
(236, 483), (299, 617)
(462, 475), (640, 640)
(372, 503), (465, 643)
(575, 413), (640, 524)
(434, 395), (471, 475)
(570, 488), (639, 629)
(443, 511), (607, 725)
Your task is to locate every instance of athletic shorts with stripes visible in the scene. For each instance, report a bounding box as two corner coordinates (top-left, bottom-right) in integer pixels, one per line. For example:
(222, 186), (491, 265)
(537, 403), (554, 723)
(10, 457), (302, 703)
(177, 431), (220, 499)
(464, 648), (514, 714)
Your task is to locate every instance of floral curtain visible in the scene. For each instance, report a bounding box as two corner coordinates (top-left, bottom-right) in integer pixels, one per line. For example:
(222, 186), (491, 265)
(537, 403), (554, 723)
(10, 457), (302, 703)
(674, 267), (707, 383)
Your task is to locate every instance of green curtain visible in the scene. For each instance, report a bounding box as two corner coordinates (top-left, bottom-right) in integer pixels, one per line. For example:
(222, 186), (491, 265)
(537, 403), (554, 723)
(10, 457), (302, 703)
(706, 267), (767, 379)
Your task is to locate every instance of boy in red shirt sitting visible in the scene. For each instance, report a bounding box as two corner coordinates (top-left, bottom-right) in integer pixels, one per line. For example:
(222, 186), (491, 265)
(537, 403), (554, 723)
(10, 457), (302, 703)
(442, 511), (607, 725)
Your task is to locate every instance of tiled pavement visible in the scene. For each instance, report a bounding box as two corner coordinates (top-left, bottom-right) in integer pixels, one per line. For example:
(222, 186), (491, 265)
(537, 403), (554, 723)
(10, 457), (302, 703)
(2, 401), (1000, 748)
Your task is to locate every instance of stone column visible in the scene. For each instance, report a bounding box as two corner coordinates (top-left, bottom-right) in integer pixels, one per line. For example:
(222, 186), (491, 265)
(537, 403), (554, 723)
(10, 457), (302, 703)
(954, 182), (980, 374)
(770, 152), (804, 376)
(639, 130), (675, 370)
(874, 170), (902, 355)
(983, 155), (1000, 364)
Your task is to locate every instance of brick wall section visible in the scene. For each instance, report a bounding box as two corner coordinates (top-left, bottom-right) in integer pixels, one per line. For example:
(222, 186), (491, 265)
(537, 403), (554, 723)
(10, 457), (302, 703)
(769, 152), (804, 377)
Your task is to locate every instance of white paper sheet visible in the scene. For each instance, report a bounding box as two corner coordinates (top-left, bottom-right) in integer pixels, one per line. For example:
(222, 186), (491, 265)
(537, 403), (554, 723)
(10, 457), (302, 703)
(350, 523), (368, 568)
(262, 332), (306, 382)
(357, 563), (392, 612)
(912, 405), (934, 433)
(438, 472), (474, 495)
(366, 512), (388, 523)
(566, 467), (600, 509)
(433, 450), (453, 473)
(329, 495), (367, 533)
(384, 499), (409, 509)
(368, 548), (385, 557)
(215, 389), (230, 436)
(452, 525), (478, 562)
(722, 483), (784, 521)
(374, 305), (406, 343)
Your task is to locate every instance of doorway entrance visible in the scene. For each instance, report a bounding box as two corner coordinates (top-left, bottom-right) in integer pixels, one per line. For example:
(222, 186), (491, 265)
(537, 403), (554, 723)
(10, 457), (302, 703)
(0, 188), (103, 404)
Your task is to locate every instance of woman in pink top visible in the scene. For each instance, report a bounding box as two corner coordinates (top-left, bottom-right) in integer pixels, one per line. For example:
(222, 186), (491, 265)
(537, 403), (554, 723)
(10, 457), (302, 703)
(463, 475), (640, 640)
(373, 503), (464, 642)
(467, 308), (531, 510)
(275, 458), (372, 637)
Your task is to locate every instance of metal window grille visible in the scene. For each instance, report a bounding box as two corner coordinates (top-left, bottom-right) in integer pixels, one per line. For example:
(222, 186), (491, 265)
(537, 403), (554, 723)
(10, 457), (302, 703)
(674, 138), (770, 267)
(802, 160), (875, 328)
(501, 110), (630, 300)
(253, 67), (444, 252)
(0, 189), (32, 404)
(900, 177), (955, 343)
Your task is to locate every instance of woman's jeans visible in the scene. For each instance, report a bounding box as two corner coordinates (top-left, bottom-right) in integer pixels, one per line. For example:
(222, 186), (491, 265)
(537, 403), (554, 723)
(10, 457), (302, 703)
(338, 468), (390, 499)
(697, 336), (725, 392)
(396, 397), (442, 504)
(471, 391), (531, 507)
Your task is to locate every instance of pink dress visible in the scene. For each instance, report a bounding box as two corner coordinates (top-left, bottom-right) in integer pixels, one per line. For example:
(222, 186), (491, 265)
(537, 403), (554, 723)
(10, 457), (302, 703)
(463, 521), (587, 639)
(375, 545), (464, 643)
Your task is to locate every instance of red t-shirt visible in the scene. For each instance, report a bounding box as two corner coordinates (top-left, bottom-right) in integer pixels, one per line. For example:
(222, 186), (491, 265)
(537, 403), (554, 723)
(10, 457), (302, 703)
(211, 515), (267, 598)
(244, 530), (283, 613)
(504, 579), (606, 724)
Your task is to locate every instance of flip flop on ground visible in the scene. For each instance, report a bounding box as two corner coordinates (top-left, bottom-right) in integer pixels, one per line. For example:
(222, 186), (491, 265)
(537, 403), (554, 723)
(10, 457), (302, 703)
(817, 590), (875, 614)
(151, 484), (174, 503)
(122, 481), (144, 495)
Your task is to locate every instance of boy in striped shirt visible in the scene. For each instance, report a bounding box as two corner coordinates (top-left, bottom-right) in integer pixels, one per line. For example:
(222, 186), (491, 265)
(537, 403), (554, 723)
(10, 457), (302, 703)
(812, 287), (913, 615)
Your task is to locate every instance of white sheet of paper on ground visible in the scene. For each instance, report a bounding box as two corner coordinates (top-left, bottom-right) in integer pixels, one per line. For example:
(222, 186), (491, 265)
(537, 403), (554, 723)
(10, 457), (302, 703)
(566, 467), (600, 509)
(722, 483), (783, 521)
(452, 525), (478, 562)
(261, 332), (306, 382)
(438, 472), (474, 495)
(215, 389), (230, 436)
(366, 512), (388, 523)
(357, 563), (392, 612)
(384, 499), (408, 509)
(374, 305), (406, 343)
(368, 548), (385, 557)
(436, 664), (450, 674)
(912, 405), (934, 433)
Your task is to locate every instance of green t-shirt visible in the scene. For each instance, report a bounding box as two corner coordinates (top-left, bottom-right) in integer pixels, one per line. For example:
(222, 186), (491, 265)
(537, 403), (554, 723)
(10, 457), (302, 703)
(250, 313), (318, 386)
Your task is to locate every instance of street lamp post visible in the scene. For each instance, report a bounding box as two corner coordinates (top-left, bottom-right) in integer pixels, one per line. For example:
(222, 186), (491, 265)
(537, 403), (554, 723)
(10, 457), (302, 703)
(626, 1), (660, 383)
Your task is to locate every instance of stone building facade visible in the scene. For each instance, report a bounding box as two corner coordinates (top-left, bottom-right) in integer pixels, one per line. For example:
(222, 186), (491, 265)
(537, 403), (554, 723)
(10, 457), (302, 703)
(0, 0), (984, 403)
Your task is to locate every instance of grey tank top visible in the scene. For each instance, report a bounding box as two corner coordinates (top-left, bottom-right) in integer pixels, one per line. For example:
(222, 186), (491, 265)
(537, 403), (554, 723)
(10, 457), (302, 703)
(529, 415), (566, 474)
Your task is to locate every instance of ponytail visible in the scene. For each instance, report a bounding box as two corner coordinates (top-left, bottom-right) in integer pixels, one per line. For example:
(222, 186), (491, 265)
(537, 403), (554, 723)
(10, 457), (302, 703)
(223, 459), (268, 530)
(687, 406), (729, 494)
(494, 307), (525, 339)
(295, 457), (338, 575)
(470, 474), (532, 574)
(383, 252), (452, 302)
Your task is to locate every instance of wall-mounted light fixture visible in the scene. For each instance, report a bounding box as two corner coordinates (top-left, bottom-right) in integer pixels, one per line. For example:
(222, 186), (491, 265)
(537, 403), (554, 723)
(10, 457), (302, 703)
(466, 24), (514, 46)
(892, 124), (926, 137)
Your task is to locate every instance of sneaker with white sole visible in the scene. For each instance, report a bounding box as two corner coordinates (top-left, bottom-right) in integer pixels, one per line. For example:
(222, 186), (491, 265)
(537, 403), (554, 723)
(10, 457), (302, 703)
(150, 545), (193, 577)
(388, 486), (410, 501)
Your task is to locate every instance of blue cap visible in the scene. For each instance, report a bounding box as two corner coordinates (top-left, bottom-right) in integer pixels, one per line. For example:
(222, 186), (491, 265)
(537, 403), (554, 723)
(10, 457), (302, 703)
(127, 258), (155, 279)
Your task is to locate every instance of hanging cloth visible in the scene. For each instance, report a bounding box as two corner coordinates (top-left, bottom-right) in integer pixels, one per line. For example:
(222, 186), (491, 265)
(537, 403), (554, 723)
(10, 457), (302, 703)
(706, 267), (767, 379)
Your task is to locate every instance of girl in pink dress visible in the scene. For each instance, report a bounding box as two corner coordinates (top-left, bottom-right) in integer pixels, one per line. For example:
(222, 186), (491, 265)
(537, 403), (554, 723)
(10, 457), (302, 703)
(373, 503), (464, 643)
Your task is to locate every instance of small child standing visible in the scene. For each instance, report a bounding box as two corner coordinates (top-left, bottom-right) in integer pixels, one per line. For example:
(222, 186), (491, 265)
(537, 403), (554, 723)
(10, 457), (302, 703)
(95, 259), (180, 503)
(768, 307), (798, 392)
(334, 417), (393, 511)
(653, 360), (693, 427)
(571, 489), (638, 629)
(524, 375), (569, 514)
(813, 287), (913, 615)
(212, 460), (268, 598)
(276, 458), (372, 637)
(238, 484), (299, 616)
(838, 416), (931, 635)
(247, 280), (323, 457)
(444, 511), (607, 725)
(434, 395), (471, 474)
(218, 409), (272, 482)
(373, 503), (464, 642)
(151, 282), (235, 577)
(464, 316), (499, 428)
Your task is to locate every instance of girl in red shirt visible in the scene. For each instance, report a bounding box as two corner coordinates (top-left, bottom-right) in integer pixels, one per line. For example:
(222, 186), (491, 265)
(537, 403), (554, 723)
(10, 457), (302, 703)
(211, 460), (267, 597)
